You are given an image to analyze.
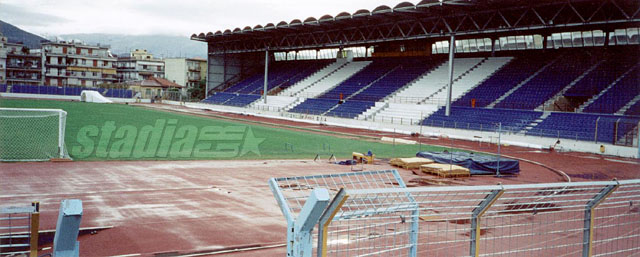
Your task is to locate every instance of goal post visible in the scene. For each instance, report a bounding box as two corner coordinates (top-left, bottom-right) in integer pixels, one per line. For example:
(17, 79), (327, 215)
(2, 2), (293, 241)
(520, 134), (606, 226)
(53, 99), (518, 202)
(0, 108), (70, 161)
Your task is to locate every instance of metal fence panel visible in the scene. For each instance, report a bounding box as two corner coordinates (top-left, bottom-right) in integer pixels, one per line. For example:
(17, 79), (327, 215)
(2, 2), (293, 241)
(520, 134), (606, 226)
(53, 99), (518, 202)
(270, 173), (640, 257)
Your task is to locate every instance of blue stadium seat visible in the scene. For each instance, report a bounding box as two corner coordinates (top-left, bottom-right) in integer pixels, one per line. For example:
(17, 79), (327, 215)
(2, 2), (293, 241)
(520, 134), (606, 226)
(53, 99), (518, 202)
(422, 107), (542, 132)
(326, 100), (375, 118)
(288, 98), (339, 115)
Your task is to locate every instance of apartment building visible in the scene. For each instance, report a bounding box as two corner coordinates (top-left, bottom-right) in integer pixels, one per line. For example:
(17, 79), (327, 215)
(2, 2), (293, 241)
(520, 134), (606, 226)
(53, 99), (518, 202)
(116, 49), (165, 82)
(4, 42), (43, 86)
(42, 41), (117, 87)
(0, 34), (6, 84)
(164, 58), (206, 88)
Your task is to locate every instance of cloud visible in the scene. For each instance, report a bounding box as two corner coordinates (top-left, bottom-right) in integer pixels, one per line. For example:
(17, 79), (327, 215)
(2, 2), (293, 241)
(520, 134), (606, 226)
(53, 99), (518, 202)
(0, 2), (69, 27)
(0, 0), (408, 36)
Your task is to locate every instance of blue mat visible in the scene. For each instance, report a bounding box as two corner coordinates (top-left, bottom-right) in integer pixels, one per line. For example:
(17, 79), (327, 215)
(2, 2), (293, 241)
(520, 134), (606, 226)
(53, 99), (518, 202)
(416, 151), (520, 175)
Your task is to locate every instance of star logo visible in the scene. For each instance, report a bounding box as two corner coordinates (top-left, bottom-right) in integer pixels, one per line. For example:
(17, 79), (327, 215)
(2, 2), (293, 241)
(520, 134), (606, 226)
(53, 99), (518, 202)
(239, 127), (265, 157)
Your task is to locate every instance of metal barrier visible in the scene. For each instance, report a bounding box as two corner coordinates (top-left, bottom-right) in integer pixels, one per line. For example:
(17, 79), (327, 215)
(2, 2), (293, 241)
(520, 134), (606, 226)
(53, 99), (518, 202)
(0, 202), (39, 257)
(269, 170), (408, 257)
(270, 171), (640, 257)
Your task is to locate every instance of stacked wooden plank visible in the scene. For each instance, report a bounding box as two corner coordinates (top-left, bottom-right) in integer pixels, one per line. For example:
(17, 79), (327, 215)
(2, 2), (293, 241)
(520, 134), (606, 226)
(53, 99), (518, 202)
(420, 163), (470, 178)
(390, 157), (434, 169)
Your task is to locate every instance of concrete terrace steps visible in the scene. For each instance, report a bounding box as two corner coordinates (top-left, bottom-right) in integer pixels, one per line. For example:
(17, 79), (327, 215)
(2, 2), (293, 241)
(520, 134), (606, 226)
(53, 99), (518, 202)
(282, 97), (305, 111)
(617, 95), (640, 115)
(418, 58), (487, 104)
(250, 95), (300, 112)
(539, 60), (605, 111)
(358, 102), (388, 120)
(487, 54), (563, 108)
(386, 58), (484, 104)
(371, 103), (440, 125)
(421, 57), (513, 104)
(294, 61), (372, 98)
(278, 61), (346, 97)
(577, 64), (640, 112)
(345, 65), (400, 101)
(524, 111), (551, 131)
(380, 60), (443, 103)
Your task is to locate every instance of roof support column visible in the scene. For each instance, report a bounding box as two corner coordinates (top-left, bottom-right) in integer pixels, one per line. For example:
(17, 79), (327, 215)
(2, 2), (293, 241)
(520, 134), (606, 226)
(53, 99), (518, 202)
(445, 34), (456, 117)
(263, 48), (269, 104)
(490, 37), (496, 57)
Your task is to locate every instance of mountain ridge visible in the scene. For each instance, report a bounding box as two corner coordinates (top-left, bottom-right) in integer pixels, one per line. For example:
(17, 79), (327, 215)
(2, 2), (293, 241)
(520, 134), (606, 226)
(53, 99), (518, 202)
(58, 33), (206, 59)
(0, 20), (48, 49)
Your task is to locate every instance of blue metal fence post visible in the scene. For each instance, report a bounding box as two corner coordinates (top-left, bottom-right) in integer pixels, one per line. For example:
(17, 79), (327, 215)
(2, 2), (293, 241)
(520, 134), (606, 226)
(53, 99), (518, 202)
(293, 188), (330, 257)
(53, 199), (83, 257)
(392, 170), (419, 257)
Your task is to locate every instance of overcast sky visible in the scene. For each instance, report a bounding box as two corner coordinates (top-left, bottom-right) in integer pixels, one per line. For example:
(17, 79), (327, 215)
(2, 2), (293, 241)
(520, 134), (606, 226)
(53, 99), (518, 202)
(1, 0), (408, 37)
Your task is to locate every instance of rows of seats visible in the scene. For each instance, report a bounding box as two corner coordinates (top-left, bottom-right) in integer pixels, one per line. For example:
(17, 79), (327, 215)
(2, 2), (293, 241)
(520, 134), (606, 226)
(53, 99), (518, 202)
(527, 112), (640, 143)
(325, 100), (375, 118)
(201, 92), (261, 107)
(0, 84), (7, 93)
(564, 52), (637, 99)
(224, 60), (330, 95)
(389, 58), (483, 103)
(494, 51), (596, 109)
(202, 92), (238, 105)
(421, 107), (542, 132)
(278, 62), (346, 96)
(583, 66), (640, 114)
(350, 58), (438, 102)
(8, 84), (133, 98)
(454, 55), (548, 107)
(318, 59), (404, 100)
(625, 100), (640, 116)
(288, 98), (339, 115)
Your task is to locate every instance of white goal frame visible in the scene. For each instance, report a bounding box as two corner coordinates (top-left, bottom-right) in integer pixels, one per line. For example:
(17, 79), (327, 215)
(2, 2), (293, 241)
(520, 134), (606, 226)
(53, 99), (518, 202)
(0, 107), (69, 161)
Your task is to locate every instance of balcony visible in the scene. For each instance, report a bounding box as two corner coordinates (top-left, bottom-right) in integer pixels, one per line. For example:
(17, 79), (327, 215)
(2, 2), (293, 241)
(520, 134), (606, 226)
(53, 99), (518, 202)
(7, 64), (41, 70)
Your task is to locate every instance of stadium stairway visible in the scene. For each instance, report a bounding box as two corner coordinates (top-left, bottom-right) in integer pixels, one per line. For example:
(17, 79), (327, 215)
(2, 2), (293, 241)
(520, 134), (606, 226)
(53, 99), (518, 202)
(580, 65), (640, 114)
(250, 95), (299, 111)
(486, 54), (561, 108)
(618, 95), (640, 116)
(278, 61), (346, 96)
(348, 57), (438, 102)
(370, 103), (440, 125)
(317, 59), (401, 100)
(454, 55), (550, 108)
(385, 58), (483, 104)
(291, 61), (371, 98)
(538, 59), (606, 111)
(493, 52), (596, 110)
(422, 57), (512, 104)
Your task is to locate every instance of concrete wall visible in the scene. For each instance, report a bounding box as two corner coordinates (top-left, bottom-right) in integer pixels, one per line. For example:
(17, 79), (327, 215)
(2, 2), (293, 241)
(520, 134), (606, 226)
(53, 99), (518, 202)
(164, 58), (186, 87)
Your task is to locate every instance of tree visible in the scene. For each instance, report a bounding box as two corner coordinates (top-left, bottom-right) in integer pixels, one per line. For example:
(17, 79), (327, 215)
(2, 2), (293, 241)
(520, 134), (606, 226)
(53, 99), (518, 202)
(188, 78), (207, 100)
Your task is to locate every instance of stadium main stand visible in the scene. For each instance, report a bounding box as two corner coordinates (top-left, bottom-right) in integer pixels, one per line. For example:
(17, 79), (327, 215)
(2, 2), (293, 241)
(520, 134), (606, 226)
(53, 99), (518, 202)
(199, 46), (639, 146)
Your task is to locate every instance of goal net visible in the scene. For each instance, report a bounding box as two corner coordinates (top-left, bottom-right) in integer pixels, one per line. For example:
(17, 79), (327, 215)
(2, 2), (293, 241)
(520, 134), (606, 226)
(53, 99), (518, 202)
(0, 108), (70, 161)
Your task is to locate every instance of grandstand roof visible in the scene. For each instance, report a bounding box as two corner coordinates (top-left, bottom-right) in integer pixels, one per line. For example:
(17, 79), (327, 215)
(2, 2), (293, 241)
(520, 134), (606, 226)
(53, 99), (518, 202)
(192, 0), (640, 54)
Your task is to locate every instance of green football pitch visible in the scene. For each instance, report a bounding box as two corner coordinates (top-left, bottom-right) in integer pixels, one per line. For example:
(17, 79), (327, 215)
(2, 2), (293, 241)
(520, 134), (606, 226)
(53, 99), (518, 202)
(0, 99), (450, 161)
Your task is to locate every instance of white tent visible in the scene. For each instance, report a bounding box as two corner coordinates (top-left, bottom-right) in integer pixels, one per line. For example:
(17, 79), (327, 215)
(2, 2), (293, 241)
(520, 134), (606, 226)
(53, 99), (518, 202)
(80, 90), (113, 103)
